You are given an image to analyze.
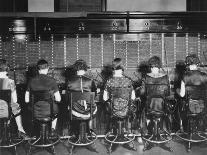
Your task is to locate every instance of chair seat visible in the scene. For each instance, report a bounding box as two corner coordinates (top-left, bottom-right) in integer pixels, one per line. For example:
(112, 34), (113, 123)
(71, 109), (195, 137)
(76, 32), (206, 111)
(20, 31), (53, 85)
(36, 117), (51, 123)
(112, 115), (127, 121)
(187, 111), (204, 117)
(148, 111), (164, 117)
(72, 115), (90, 120)
(71, 105), (97, 120)
(0, 117), (9, 121)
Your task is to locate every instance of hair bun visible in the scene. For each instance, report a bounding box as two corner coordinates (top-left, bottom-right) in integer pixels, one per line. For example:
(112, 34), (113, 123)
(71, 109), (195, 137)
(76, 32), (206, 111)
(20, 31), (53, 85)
(185, 54), (200, 66)
(0, 59), (9, 72)
(73, 59), (89, 71)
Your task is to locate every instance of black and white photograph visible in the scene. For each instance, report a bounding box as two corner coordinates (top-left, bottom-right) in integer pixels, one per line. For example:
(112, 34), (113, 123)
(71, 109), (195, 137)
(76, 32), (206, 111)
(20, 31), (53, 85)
(1, 0), (207, 155)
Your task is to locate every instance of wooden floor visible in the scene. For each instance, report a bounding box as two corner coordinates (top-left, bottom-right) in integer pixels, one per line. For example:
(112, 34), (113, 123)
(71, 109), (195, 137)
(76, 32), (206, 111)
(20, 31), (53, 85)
(1, 137), (207, 155)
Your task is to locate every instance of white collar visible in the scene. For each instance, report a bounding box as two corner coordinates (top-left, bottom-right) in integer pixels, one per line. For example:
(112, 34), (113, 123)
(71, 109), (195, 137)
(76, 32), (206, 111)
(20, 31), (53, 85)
(0, 72), (8, 78)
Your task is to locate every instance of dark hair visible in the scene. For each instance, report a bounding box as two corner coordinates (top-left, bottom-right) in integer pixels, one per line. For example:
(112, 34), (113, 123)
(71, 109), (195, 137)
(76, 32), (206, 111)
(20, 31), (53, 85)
(0, 59), (9, 72)
(73, 59), (88, 71)
(37, 59), (49, 70)
(185, 54), (200, 66)
(112, 58), (124, 71)
(148, 56), (162, 68)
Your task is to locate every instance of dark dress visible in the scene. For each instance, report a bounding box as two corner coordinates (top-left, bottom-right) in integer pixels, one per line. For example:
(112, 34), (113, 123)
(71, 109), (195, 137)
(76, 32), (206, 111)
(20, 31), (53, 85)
(66, 75), (97, 134)
(140, 73), (171, 133)
(182, 70), (207, 131)
(0, 78), (21, 117)
(104, 76), (134, 118)
(183, 70), (207, 114)
(183, 70), (207, 100)
(67, 75), (97, 118)
(26, 74), (60, 116)
(144, 74), (170, 113)
(67, 75), (96, 93)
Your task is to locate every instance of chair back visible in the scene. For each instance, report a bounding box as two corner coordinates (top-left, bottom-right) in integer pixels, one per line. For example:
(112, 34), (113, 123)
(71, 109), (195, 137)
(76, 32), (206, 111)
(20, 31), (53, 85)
(145, 83), (169, 115)
(30, 90), (55, 120)
(185, 85), (206, 115)
(68, 91), (95, 120)
(110, 87), (132, 118)
(0, 90), (11, 119)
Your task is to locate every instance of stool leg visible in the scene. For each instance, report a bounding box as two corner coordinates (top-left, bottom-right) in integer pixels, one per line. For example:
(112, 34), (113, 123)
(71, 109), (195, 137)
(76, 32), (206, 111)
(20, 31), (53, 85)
(45, 145), (56, 155)
(42, 124), (46, 144)
(118, 121), (122, 135)
(107, 142), (113, 154)
(14, 146), (17, 155)
(187, 118), (193, 152)
(143, 118), (173, 152)
(69, 145), (74, 155)
(27, 145), (32, 155)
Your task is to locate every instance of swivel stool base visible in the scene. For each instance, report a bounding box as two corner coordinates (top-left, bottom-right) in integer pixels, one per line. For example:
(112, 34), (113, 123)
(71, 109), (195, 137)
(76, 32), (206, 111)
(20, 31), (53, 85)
(176, 112), (207, 152)
(0, 118), (24, 155)
(27, 120), (60, 155)
(142, 117), (173, 152)
(105, 120), (136, 154)
(67, 121), (97, 155)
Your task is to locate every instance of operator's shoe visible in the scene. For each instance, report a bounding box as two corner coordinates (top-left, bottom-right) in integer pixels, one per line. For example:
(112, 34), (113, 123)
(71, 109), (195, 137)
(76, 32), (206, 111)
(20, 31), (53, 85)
(51, 128), (58, 137)
(86, 142), (98, 153)
(18, 131), (30, 140)
(123, 142), (137, 151)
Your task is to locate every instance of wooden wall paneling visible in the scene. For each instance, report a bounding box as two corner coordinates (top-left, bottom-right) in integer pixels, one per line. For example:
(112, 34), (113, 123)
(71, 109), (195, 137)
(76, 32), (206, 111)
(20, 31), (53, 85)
(67, 0), (102, 12)
(0, 0), (27, 12)
(36, 18), (127, 34)
(0, 0), (13, 12)
(187, 0), (207, 11)
(86, 19), (127, 33)
(15, 0), (28, 12)
(58, 0), (106, 12)
(59, 0), (68, 12)
(129, 19), (164, 32)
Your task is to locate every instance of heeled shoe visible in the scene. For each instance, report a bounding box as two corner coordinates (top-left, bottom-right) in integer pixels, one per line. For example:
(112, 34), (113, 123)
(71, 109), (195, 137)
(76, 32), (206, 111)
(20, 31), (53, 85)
(86, 142), (98, 153)
(89, 129), (96, 135)
(18, 131), (30, 140)
(123, 142), (137, 151)
(51, 128), (58, 137)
